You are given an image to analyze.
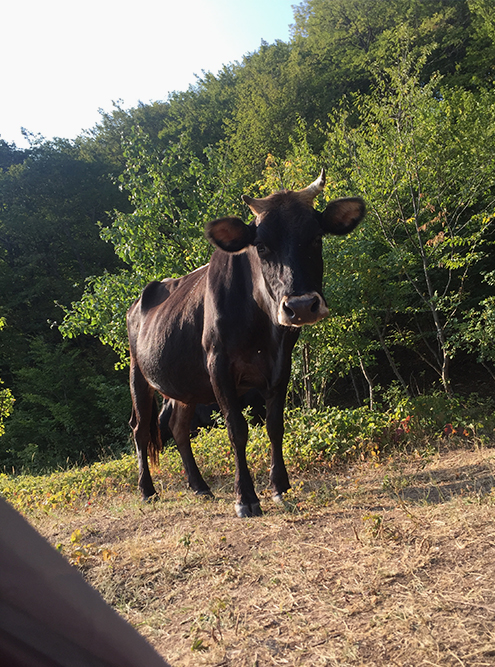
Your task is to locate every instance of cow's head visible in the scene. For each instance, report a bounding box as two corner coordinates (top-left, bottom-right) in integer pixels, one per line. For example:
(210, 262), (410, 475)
(205, 170), (365, 327)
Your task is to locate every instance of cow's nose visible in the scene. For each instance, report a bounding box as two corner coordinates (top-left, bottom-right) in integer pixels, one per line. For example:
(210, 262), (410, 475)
(278, 293), (329, 327)
(283, 294), (319, 321)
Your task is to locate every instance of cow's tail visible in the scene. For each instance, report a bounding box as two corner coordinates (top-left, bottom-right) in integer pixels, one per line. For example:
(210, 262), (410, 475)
(129, 396), (163, 467)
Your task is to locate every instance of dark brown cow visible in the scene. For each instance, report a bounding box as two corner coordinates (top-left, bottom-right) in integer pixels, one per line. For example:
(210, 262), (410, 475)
(127, 171), (365, 517)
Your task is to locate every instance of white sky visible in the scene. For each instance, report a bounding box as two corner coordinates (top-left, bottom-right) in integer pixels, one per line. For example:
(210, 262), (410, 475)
(1, 0), (296, 148)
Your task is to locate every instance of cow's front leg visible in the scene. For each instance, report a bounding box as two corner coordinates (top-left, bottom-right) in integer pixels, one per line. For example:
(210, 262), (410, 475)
(229, 410), (262, 517)
(209, 361), (261, 517)
(266, 388), (291, 503)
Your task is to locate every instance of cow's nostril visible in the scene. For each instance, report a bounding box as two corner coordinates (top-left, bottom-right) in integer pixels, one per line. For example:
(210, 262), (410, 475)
(283, 303), (296, 320)
(310, 297), (319, 313)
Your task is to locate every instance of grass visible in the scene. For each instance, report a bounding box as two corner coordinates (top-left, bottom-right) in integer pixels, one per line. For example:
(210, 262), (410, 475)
(0, 455), (139, 512)
(3, 405), (495, 665)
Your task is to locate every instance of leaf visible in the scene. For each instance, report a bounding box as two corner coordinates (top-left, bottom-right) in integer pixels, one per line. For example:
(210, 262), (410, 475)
(70, 529), (82, 544)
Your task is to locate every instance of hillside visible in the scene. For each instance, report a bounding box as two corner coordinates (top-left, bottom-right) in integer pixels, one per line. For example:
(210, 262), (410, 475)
(4, 440), (495, 666)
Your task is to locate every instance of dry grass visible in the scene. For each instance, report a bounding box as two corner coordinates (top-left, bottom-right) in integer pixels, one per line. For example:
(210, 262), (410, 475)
(26, 443), (495, 666)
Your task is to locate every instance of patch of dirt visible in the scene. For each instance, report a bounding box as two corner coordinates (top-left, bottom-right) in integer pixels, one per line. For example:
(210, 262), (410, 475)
(29, 444), (495, 666)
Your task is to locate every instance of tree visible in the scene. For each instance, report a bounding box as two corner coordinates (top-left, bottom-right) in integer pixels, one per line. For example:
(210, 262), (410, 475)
(0, 337), (129, 471)
(468, 0), (495, 40)
(289, 0), (473, 117)
(0, 318), (14, 440)
(0, 139), (131, 469)
(323, 31), (495, 393)
(0, 138), (125, 339)
(0, 139), (26, 170)
(224, 40), (297, 186)
(164, 65), (240, 157)
(61, 131), (244, 365)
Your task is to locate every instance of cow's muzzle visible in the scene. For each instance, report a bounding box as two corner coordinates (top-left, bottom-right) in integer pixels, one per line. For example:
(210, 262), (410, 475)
(278, 293), (329, 327)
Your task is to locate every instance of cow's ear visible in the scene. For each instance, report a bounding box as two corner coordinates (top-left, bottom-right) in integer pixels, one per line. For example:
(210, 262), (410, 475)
(205, 217), (256, 252)
(321, 197), (366, 236)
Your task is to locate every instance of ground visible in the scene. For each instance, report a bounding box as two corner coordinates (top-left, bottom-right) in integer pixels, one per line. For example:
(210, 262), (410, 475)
(26, 444), (495, 666)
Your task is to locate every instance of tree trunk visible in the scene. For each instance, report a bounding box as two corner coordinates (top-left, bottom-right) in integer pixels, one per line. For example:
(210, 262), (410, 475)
(357, 352), (375, 410)
(371, 314), (410, 397)
(349, 367), (362, 405)
(302, 342), (314, 409)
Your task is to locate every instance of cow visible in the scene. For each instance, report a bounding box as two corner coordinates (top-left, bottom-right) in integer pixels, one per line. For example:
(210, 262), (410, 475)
(127, 170), (365, 517)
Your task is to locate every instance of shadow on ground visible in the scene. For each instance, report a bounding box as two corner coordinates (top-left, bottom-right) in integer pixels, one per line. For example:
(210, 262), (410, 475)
(385, 460), (495, 504)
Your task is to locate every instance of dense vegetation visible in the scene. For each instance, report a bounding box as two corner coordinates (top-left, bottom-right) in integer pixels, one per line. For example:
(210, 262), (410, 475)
(1, 0), (495, 472)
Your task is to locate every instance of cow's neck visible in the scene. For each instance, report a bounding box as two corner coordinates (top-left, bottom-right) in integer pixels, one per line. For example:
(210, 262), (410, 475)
(243, 249), (281, 325)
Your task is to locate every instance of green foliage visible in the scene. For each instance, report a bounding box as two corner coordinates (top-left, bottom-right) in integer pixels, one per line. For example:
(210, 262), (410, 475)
(319, 35), (495, 392)
(164, 66), (240, 156)
(60, 270), (142, 366)
(4, 0), (495, 470)
(0, 338), (130, 471)
(0, 382), (14, 438)
(0, 318), (14, 438)
(468, 0), (495, 41)
(61, 133), (243, 364)
(0, 138), (130, 468)
(455, 271), (495, 366)
(224, 40), (297, 184)
(0, 454), (138, 513)
(395, 392), (494, 437)
(112, 131), (247, 273)
(169, 395), (495, 480)
(0, 139), (124, 327)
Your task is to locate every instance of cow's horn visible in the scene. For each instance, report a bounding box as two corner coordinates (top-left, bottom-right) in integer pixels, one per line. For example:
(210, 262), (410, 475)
(296, 169), (326, 205)
(241, 194), (269, 216)
(242, 168), (326, 215)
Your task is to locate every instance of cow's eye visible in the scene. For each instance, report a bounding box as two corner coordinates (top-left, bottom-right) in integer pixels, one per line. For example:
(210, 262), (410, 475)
(256, 243), (269, 256)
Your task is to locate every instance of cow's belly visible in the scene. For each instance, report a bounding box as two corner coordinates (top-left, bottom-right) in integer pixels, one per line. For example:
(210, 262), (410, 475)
(136, 324), (214, 405)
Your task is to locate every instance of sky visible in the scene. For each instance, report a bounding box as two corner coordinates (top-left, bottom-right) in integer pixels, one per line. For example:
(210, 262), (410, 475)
(1, 0), (297, 148)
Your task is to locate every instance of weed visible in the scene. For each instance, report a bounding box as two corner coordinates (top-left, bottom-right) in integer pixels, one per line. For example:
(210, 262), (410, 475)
(57, 527), (116, 568)
(179, 532), (193, 566)
(2, 398), (495, 521)
(363, 513), (384, 539)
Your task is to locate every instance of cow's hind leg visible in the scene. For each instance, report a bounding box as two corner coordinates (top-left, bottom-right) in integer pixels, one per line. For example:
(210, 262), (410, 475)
(129, 363), (160, 501)
(169, 402), (213, 498)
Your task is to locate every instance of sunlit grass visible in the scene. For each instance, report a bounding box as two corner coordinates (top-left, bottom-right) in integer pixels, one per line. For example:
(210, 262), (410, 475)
(0, 455), (138, 513)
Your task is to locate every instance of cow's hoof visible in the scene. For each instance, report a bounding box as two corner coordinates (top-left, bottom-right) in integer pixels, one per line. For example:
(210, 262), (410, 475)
(235, 502), (263, 518)
(142, 492), (159, 503)
(272, 493), (285, 505)
(195, 489), (215, 500)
